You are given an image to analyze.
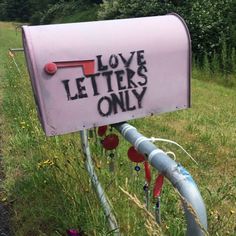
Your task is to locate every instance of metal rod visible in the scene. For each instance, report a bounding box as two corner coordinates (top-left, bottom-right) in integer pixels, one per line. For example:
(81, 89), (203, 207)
(9, 48), (24, 52)
(155, 196), (161, 224)
(113, 122), (207, 236)
(144, 185), (150, 210)
(80, 130), (120, 235)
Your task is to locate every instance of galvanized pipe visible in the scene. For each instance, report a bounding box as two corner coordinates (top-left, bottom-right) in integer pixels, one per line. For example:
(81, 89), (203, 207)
(113, 122), (207, 236)
(80, 130), (120, 235)
(9, 48), (24, 52)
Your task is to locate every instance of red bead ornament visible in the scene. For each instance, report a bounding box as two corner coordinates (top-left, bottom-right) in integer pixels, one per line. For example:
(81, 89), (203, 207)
(102, 134), (119, 150)
(144, 161), (151, 185)
(127, 146), (145, 163)
(44, 62), (57, 75)
(97, 125), (108, 137)
(153, 174), (164, 198)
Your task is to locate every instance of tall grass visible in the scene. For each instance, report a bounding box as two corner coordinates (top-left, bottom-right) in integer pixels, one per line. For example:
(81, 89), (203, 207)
(1, 56), (187, 235)
(193, 40), (236, 87)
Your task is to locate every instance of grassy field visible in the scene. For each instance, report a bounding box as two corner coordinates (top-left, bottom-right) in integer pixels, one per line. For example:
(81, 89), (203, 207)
(0, 22), (236, 236)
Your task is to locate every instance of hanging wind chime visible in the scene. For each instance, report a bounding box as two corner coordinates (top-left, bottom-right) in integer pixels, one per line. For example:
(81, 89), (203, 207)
(98, 126), (120, 172)
(127, 145), (165, 222)
(97, 126), (165, 224)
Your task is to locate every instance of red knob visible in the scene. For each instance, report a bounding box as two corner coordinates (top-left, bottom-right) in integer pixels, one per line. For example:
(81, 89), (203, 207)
(44, 62), (57, 75)
(127, 146), (145, 163)
(102, 134), (119, 150)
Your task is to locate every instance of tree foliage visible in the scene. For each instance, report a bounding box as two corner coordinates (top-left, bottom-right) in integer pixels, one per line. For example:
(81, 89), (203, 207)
(0, 0), (101, 22)
(0, 0), (235, 71)
(98, 0), (236, 63)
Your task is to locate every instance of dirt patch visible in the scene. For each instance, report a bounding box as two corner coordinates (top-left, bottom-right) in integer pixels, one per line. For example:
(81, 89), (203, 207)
(0, 137), (12, 236)
(0, 62), (12, 236)
(0, 201), (11, 236)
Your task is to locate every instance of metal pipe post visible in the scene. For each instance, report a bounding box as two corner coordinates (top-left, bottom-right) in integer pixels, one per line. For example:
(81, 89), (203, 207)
(80, 130), (120, 235)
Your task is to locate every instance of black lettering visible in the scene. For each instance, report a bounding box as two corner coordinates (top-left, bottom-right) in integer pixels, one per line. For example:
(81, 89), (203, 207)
(97, 55), (108, 71)
(97, 96), (112, 116)
(86, 73), (100, 96)
(119, 51), (135, 67)
(137, 66), (148, 86)
(111, 92), (126, 114)
(137, 50), (146, 66)
(126, 68), (138, 89)
(76, 77), (88, 98)
(125, 90), (136, 111)
(61, 80), (78, 100)
(102, 71), (114, 92)
(115, 70), (126, 90)
(109, 54), (119, 69)
(132, 87), (147, 109)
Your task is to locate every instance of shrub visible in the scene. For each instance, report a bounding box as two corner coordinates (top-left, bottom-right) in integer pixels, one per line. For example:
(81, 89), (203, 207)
(98, 0), (235, 66)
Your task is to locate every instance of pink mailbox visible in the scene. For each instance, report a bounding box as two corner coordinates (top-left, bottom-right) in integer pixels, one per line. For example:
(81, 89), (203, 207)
(22, 14), (191, 136)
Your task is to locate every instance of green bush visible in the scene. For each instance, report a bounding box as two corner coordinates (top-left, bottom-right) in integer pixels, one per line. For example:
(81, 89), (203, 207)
(40, 2), (75, 24)
(40, 0), (98, 24)
(98, 0), (235, 67)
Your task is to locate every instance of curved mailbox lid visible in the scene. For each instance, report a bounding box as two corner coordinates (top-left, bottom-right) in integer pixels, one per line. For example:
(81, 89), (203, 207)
(22, 14), (191, 136)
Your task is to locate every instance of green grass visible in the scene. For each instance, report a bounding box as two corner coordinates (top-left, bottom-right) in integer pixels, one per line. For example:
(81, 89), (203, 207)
(192, 61), (236, 88)
(0, 22), (236, 236)
(0, 22), (22, 74)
